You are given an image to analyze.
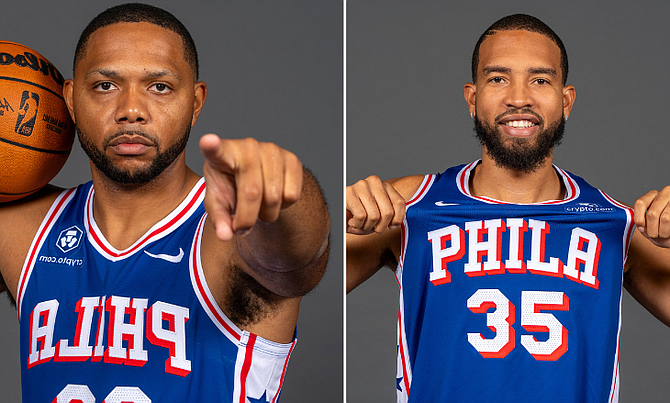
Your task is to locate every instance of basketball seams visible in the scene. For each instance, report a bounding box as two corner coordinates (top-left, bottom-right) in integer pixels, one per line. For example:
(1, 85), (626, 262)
(0, 76), (64, 101)
(0, 41), (75, 202)
(0, 137), (71, 154)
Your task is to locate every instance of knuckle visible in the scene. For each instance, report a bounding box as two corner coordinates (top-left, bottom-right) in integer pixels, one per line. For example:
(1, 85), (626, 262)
(393, 197), (406, 208)
(366, 209), (380, 223)
(239, 183), (262, 201)
(365, 175), (382, 185)
(241, 137), (259, 148)
(263, 190), (282, 208)
(646, 209), (660, 220)
(283, 187), (301, 204)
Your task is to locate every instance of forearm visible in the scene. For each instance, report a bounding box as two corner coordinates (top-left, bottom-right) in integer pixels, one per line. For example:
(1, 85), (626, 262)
(625, 231), (670, 326)
(237, 168), (330, 292)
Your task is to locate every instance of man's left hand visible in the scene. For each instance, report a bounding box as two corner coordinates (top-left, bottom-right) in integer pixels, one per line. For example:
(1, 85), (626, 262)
(634, 186), (670, 248)
(199, 134), (303, 241)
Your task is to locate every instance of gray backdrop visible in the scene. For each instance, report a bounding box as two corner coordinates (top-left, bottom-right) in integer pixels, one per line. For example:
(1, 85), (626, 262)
(348, 1), (670, 402)
(0, 1), (342, 402)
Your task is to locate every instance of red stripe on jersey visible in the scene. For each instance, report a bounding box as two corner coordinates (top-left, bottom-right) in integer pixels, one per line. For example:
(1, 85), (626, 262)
(17, 187), (76, 322)
(457, 162), (579, 205)
(600, 191), (635, 259)
(87, 181), (206, 258)
(398, 305), (410, 396)
(406, 175), (435, 206)
(271, 340), (296, 403)
(239, 333), (257, 403)
(190, 215), (241, 341)
(399, 222), (407, 276)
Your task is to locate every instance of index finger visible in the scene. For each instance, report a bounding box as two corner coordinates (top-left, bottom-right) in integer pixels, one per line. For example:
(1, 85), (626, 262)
(228, 139), (264, 235)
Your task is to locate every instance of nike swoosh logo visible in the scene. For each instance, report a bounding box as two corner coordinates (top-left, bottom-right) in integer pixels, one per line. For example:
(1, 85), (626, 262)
(435, 201), (459, 207)
(144, 248), (184, 263)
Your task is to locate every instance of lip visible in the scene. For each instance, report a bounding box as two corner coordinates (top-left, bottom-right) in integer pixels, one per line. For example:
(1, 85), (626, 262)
(498, 114), (540, 138)
(107, 135), (155, 156)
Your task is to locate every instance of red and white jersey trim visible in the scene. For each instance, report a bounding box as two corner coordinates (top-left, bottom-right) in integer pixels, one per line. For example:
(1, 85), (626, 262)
(85, 178), (206, 262)
(456, 160), (580, 205)
(400, 174), (436, 270)
(189, 213), (242, 344)
(232, 332), (296, 403)
(600, 191), (635, 264)
(189, 213), (296, 402)
(394, 174), (436, 401)
(599, 191), (630, 403)
(608, 293), (622, 403)
(406, 174), (436, 208)
(17, 187), (77, 323)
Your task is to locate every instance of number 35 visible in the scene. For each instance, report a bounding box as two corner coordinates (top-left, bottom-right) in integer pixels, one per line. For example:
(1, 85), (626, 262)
(467, 289), (569, 361)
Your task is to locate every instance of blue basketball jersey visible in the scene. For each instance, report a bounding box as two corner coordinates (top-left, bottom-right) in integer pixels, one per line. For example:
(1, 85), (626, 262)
(396, 161), (634, 403)
(17, 179), (295, 402)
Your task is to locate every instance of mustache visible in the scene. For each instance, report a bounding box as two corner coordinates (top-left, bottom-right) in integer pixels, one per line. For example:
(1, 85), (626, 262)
(494, 108), (544, 125)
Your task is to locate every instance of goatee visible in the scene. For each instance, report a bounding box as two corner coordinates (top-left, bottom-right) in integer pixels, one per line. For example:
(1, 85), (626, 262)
(78, 126), (190, 185)
(473, 113), (565, 174)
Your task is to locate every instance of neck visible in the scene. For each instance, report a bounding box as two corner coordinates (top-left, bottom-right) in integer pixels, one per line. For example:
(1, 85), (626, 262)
(89, 155), (200, 249)
(470, 153), (564, 204)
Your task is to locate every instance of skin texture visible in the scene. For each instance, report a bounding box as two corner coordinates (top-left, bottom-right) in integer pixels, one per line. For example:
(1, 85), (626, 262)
(346, 30), (670, 331)
(0, 22), (330, 344)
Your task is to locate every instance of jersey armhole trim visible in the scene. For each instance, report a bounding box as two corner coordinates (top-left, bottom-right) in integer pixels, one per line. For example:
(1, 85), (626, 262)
(400, 174), (435, 278)
(406, 174), (435, 208)
(16, 187), (77, 322)
(599, 190), (635, 263)
(189, 213), (297, 351)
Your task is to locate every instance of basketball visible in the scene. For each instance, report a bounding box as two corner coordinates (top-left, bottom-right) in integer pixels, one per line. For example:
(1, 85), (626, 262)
(0, 41), (74, 202)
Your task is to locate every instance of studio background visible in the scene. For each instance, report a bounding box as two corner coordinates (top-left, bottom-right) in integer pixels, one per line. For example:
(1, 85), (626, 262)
(0, 1), (342, 402)
(347, 1), (670, 402)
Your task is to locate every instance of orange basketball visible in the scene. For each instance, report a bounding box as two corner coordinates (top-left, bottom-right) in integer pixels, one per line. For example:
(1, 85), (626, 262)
(0, 41), (75, 202)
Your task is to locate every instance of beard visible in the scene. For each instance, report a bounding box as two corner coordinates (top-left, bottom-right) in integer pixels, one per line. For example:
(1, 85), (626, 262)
(78, 125), (191, 185)
(473, 110), (565, 174)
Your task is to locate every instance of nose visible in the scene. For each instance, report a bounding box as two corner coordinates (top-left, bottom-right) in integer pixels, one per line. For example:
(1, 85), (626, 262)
(503, 81), (535, 110)
(114, 85), (148, 124)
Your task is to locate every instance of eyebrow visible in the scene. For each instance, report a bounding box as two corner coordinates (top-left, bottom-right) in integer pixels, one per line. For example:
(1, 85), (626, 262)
(482, 66), (511, 76)
(482, 65), (557, 77)
(527, 67), (557, 77)
(85, 68), (180, 81)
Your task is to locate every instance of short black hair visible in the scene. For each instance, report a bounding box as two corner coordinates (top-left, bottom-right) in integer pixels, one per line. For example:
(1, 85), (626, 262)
(74, 3), (199, 79)
(471, 14), (568, 86)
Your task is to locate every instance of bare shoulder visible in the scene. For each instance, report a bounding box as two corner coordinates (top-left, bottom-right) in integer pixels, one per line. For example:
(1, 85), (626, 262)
(0, 185), (63, 298)
(387, 174), (427, 199)
(346, 174), (426, 293)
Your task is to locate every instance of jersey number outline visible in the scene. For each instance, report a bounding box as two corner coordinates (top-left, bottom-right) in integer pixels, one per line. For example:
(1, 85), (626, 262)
(53, 384), (151, 403)
(467, 289), (569, 361)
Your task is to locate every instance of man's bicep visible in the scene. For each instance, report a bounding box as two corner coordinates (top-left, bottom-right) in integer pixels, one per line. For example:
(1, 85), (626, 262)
(346, 228), (401, 293)
(624, 230), (670, 326)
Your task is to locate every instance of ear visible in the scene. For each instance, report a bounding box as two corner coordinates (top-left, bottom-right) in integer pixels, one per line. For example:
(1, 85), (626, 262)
(562, 84), (576, 119)
(191, 81), (207, 126)
(464, 82), (476, 118)
(63, 79), (76, 123)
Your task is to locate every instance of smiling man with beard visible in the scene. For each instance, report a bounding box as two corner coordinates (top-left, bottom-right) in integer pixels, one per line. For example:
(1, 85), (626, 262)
(347, 14), (670, 403)
(0, 3), (330, 402)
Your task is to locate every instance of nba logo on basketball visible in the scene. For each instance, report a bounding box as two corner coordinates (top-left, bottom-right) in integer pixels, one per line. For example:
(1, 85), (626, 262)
(56, 226), (83, 253)
(15, 90), (39, 136)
